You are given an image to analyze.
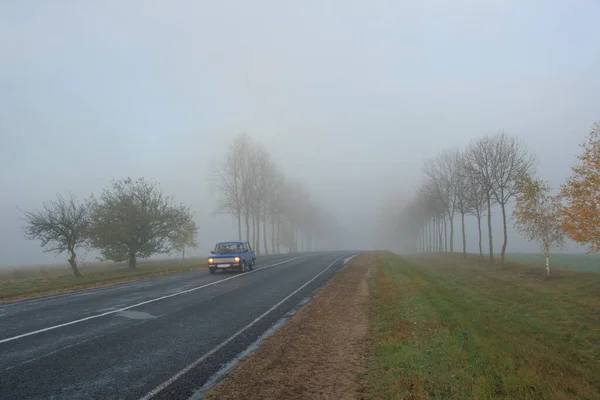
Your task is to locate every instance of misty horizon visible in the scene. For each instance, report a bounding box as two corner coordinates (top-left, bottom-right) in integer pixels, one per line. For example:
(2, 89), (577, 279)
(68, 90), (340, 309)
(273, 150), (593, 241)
(1, 1), (599, 266)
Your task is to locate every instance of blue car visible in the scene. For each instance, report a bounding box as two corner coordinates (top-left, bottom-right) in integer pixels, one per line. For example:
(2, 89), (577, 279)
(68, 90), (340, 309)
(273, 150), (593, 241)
(207, 240), (256, 274)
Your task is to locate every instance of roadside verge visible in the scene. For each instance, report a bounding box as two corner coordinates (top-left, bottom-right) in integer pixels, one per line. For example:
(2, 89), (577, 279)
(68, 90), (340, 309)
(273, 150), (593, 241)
(204, 252), (374, 399)
(0, 262), (207, 304)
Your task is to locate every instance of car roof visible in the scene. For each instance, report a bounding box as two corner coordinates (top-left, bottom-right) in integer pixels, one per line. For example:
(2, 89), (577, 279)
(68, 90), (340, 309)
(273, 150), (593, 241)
(216, 241), (245, 245)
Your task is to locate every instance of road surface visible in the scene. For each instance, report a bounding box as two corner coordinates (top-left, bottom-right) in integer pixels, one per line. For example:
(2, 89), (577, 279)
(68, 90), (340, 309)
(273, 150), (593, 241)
(0, 251), (356, 399)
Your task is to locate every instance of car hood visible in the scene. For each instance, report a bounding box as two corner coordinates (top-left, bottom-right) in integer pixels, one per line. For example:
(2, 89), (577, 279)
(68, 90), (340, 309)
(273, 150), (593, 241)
(210, 252), (246, 258)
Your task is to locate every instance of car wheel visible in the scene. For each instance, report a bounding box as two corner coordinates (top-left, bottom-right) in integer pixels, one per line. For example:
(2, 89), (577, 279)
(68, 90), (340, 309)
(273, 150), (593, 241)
(241, 261), (246, 273)
(248, 260), (254, 271)
(209, 267), (216, 274)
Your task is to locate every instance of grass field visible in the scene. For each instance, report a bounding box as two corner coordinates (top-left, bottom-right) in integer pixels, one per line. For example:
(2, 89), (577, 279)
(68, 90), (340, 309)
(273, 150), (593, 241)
(0, 257), (207, 303)
(361, 252), (600, 399)
(506, 252), (600, 273)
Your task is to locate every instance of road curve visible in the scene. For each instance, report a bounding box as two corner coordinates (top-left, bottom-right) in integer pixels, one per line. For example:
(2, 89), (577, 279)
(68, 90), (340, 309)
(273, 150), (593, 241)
(0, 251), (356, 399)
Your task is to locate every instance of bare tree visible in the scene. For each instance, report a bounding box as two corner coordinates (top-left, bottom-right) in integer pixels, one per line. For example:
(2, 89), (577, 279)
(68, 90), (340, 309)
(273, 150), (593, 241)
(87, 177), (195, 269)
(269, 171), (285, 254)
(453, 151), (473, 258)
(465, 135), (498, 262)
(240, 141), (263, 253)
(21, 192), (89, 277)
(210, 133), (331, 255)
(423, 150), (459, 252)
(255, 145), (276, 255)
(418, 179), (446, 253)
(210, 133), (253, 240)
(273, 179), (313, 253)
(465, 166), (487, 260)
(490, 132), (536, 264)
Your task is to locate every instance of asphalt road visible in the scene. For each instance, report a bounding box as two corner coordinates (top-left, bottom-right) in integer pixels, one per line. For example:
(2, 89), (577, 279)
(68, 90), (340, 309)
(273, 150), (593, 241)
(0, 251), (357, 399)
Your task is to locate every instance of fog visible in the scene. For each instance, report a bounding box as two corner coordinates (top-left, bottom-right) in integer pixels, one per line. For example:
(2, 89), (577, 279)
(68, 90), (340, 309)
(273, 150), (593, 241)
(1, 1), (599, 266)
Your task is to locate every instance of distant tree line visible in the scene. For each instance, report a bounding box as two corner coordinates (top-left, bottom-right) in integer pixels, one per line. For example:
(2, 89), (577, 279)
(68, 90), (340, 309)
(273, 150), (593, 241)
(209, 133), (328, 256)
(21, 178), (197, 277)
(377, 120), (600, 276)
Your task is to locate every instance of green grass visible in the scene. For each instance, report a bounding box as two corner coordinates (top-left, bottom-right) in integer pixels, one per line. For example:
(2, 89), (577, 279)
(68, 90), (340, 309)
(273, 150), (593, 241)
(506, 252), (600, 273)
(360, 252), (600, 399)
(0, 258), (207, 303)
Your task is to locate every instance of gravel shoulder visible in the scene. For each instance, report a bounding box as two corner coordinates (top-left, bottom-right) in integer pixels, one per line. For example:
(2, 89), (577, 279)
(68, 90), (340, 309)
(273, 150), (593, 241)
(204, 253), (374, 400)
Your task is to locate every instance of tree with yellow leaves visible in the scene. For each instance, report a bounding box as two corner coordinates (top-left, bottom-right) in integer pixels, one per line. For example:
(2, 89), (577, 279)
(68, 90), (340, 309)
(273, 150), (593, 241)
(513, 175), (564, 276)
(560, 121), (600, 253)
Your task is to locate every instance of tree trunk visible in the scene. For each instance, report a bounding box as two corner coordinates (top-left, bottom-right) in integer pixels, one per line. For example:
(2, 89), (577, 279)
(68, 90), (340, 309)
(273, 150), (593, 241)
(444, 218), (448, 253)
(449, 213), (455, 252)
(545, 249), (551, 276)
(255, 212), (261, 256)
(477, 215), (483, 260)
(128, 253), (137, 269)
(182, 247), (185, 260)
(429, 221), (433, 252)
(263, 219), (268, 255)
(428, 219), (432, 252)
(433, 220), (436, 252)
(430, 220), (433, 252)
(436, 221), (439, 252)
(434, 220), (437, 252)
(68, 250), (82, 277)
(436, 219), (440, 252)
(487, 194), (494, 263)
(245, 212), (250, 243)
(438, 220), (443, 252)
(461, 213), (467, 258)
(294, 228), (298, 252)
(276, 221), (281, 254)
(237, 215), (242, 240)
(271, 221), (276, 255)
(500, 203), (508, 265)
(252, 213), (255, 252)
(423, 223), (426, 252)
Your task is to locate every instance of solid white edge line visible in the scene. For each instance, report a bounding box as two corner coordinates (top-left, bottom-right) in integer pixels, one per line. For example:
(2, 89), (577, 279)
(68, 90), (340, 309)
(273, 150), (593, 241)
(138, 254), (346, 400)
(0, 254), (312, 345)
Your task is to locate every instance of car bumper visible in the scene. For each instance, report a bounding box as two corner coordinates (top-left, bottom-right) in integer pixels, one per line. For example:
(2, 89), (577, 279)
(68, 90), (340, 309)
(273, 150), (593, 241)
(208, 263), (241, 269)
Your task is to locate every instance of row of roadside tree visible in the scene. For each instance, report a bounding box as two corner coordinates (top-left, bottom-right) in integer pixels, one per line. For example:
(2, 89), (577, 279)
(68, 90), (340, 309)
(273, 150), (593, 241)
(209, 133), (330, 256)
(21, 133), (331, 277)
(377, 121), (600, 275)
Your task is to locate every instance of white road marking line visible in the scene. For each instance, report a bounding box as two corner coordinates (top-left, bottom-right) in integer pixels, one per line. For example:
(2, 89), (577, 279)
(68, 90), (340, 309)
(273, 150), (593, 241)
(343, 254), (359, 264)
(3, 285), (243, 372)
(138, 255), (345, 400)
(0, 255), (312, 345)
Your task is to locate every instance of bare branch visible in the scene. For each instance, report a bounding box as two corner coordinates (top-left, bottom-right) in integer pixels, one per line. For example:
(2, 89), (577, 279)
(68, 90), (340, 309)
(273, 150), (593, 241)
(21, 192), (89, 276)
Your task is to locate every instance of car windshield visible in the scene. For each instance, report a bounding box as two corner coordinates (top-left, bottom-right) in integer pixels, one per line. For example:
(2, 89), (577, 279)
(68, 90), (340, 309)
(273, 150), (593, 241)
(214, 242), (243, 253)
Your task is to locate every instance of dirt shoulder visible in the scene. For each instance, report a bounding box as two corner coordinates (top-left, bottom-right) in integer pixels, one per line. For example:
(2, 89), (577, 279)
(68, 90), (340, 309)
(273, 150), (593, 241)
(205, 253), (375, 400)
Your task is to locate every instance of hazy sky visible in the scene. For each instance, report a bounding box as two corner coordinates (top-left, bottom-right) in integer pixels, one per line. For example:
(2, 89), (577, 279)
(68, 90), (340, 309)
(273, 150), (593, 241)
(1, 1), (599, 265)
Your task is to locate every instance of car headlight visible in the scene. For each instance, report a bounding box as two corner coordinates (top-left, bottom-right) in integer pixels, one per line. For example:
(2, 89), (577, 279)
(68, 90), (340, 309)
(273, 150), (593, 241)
(234, 257), (240, 263)
(208, 258), (214, 263)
